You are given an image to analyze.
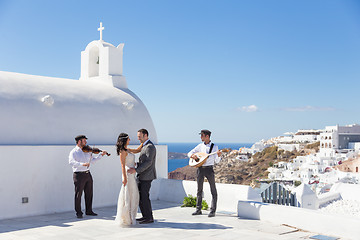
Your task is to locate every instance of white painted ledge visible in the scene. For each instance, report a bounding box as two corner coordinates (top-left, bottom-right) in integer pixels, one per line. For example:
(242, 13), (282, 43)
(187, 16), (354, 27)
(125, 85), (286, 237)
(237, 200), (360, 239)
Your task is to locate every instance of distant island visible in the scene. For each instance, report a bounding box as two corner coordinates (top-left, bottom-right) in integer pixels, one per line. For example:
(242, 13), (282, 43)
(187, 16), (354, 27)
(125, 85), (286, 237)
(168, 152), (188, 160)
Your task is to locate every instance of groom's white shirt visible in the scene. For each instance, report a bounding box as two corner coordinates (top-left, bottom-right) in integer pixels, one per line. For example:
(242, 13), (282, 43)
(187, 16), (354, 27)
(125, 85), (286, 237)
(143, 139), (150, 145)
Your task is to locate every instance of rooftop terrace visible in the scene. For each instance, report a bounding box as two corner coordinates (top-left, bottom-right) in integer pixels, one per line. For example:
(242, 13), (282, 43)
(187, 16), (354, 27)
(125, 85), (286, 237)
(0, 200), (338, 240)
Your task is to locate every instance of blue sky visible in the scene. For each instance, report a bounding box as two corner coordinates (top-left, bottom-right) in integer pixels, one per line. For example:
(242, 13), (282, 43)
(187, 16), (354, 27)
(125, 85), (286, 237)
(1, 0), (360, 143)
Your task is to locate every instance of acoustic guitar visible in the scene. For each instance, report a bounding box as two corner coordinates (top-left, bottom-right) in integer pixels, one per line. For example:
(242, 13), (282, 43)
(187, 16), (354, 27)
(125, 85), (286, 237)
(189, 149), (228, 167)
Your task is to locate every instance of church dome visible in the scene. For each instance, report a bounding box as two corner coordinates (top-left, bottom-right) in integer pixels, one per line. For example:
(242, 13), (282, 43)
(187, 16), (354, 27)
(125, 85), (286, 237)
(0, 70), (157, 145)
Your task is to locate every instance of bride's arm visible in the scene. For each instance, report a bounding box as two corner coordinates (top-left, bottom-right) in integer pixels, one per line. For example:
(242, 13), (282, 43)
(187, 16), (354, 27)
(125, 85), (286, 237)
(120, 150), (127, 186)
(127, 143), (143, 154)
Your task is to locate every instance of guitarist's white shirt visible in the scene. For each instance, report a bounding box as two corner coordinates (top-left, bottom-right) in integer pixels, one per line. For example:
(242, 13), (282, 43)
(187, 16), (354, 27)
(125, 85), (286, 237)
(187, 142), (221, 166)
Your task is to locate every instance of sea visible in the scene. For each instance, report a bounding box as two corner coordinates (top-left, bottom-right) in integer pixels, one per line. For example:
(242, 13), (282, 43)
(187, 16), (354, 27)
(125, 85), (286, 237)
(160, 142), (253, 172)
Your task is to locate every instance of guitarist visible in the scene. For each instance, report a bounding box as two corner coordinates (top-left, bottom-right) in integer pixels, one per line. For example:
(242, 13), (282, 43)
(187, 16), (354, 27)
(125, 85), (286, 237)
(188, 129), (222, 217)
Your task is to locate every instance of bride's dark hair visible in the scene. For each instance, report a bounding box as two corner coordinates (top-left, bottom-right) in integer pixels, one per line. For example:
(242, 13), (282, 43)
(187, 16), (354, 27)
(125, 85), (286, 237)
(116, 133), (129, 155)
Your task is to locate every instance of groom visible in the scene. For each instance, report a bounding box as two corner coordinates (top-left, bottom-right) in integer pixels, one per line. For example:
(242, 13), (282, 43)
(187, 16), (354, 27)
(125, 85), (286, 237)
(128, 128), (156, 224)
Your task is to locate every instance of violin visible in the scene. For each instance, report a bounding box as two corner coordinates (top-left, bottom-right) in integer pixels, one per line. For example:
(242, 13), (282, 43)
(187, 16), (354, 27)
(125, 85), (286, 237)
(82, 145), (111, 156)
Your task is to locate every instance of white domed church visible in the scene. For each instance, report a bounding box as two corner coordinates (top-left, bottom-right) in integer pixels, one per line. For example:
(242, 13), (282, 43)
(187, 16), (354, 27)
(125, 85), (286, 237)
(0, 23), (156, 145)
(0, 23), (166, 220)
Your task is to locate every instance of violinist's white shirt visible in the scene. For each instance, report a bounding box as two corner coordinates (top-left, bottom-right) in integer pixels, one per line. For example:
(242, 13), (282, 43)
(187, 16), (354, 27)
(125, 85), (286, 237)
(69, 146), (103, 172)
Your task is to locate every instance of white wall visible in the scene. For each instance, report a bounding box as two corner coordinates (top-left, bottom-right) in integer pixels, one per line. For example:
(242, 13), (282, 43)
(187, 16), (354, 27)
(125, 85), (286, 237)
(293, 134), (318, 143)
(0, 145), (167, 220)
(237, 201), (360, 239)
(330, 182), (360, 200)
(277, 144), (300, 151)
(152, 179), (262, 213)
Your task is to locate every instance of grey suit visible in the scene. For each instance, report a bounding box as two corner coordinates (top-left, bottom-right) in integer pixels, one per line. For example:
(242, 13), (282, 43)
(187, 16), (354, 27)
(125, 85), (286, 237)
(136, 140), (156, 220)
(136, 140), (157, 180)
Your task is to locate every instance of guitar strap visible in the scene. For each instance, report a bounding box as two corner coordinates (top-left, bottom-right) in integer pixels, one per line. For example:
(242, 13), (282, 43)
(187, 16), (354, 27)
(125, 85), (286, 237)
(209, 143), (214, 154)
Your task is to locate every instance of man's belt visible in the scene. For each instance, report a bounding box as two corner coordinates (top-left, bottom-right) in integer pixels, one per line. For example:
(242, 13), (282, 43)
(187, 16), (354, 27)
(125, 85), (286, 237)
(75, 170), (90, 174)
(199, 165), (213, 169)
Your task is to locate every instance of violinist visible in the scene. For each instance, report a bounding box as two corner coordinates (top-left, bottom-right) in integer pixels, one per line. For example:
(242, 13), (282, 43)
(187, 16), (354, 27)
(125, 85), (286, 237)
(68, 135), (109, 219)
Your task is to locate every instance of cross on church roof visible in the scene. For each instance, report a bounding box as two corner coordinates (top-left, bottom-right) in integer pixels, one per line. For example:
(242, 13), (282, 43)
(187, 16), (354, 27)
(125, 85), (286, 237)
(98, 22), (104, 41)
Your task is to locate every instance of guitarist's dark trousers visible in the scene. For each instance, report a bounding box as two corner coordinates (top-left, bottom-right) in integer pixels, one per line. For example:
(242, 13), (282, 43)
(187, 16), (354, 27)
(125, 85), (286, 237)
(196, 166), (217, 212)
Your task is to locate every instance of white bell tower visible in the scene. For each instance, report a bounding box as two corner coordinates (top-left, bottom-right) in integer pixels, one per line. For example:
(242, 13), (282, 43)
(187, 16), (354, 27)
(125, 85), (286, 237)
(80, 22), (127, 88)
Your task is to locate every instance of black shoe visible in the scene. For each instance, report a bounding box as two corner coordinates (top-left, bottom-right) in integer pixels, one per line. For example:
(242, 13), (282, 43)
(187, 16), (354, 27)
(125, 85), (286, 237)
(76, 214), (83, 219)
(86, 212), (98, 216)
(139, 219), (154, 224)
(208, 211), (215, 217)
(136, 217), (146, 221)
(192, 210), (202, 215)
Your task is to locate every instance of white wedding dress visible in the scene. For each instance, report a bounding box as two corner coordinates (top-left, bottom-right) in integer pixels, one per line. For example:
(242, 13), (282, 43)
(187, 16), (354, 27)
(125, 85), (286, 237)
(115, 152), (139, 226)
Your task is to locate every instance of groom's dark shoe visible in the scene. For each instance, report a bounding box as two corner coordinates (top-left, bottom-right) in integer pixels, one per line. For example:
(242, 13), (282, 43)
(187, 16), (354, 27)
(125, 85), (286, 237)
(208, 211), (215, 217)
(192, 210), (202, 215)
(136, 217), (146, 221)
(86, 212), (98, 216)
(139, 218), (154, 224)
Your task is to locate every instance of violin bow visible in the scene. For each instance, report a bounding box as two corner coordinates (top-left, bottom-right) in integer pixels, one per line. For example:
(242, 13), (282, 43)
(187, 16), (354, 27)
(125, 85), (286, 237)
(87, 145), (94, 169)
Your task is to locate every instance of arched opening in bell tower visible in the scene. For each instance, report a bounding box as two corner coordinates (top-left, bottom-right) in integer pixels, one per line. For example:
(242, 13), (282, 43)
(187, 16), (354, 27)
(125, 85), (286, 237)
(89, 46), (100, 77)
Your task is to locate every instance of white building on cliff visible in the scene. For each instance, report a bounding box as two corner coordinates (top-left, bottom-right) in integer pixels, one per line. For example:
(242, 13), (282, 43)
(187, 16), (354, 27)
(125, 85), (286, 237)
(320, 124), (360, 157)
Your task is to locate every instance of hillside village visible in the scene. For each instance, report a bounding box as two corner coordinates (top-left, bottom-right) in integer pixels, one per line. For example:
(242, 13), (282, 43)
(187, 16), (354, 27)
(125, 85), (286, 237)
(249, 124), (360, 192)
(169, 123), (360, 211)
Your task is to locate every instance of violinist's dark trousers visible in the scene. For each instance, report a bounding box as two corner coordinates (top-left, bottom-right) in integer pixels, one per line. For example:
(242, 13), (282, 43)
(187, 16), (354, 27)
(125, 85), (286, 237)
(73, 171), (93, 215)
(196, 166), (217, 212)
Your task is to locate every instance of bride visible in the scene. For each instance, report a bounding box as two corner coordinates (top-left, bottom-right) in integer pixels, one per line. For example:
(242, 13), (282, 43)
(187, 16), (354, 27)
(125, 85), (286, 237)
(115, 133), (143, 226)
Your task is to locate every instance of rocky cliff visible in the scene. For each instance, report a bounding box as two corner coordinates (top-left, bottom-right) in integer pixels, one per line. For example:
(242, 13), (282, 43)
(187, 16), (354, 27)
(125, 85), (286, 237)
(168, 145), (315, 185)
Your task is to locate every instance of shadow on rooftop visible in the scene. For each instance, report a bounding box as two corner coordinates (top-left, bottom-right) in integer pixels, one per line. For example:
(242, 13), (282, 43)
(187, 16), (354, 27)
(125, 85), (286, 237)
(0, 201), (190, 234)
(137, 220), (232, 230)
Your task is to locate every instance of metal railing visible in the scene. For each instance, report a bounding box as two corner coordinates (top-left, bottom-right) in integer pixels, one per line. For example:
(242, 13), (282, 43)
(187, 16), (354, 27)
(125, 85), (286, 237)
(261, 182), (298, 206)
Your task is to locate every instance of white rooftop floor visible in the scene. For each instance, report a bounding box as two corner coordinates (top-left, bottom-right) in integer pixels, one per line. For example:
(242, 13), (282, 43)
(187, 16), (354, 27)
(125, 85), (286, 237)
(0, 200), (347, 240)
